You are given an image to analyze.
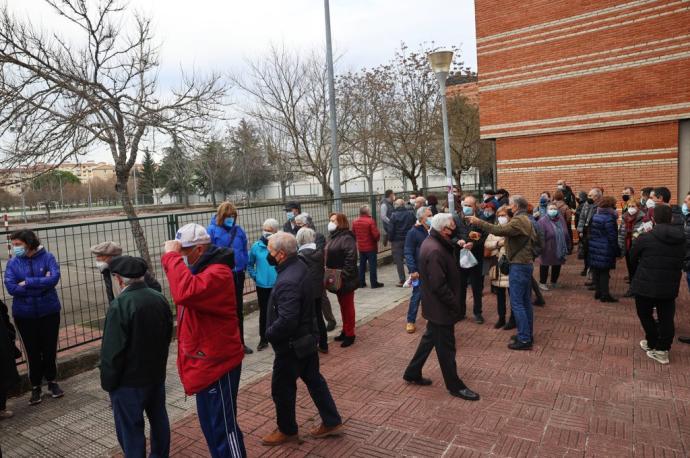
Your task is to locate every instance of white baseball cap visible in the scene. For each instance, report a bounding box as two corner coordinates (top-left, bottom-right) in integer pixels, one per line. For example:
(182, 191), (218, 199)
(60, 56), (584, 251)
(175, 223), (211, 248)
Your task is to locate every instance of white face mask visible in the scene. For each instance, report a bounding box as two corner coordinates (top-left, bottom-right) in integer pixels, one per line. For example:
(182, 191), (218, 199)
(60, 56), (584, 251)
(646, 199), (656, 209)
(409, 199), (415, 205)
(96, 261), (109, 273)
(628, 207), (638, 216)
(262, 231), (273, 239)
(327, 222), (337, 233)
(497, 216), (509, 225)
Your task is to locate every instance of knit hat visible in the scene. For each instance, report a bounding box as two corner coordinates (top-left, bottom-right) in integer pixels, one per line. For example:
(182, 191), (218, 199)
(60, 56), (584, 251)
(175, 223), (211, 248)
(90, 241), (123, 256)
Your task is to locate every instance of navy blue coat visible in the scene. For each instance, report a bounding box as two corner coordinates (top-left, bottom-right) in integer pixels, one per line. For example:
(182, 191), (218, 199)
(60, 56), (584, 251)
(587, 209), (621, 269)
(404, 225), (428, 274)
(5, 248), (61, 319)
(388, 207), (416, 242)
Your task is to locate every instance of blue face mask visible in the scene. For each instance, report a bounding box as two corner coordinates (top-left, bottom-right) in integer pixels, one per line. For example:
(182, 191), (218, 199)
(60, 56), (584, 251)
(287, 212), (295, 221)
(13, 246), (26, 258)
(540, 197), (549, 206)
(462, 206), (474, 216)
(223, 217), (235, 228)
(425, 217), (433, 227)
(547, 209), (559, 218)
(683, 203), (689, 216)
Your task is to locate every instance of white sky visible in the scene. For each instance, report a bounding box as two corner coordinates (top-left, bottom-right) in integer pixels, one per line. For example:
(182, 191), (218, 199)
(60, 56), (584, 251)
(9, 0), (477, 162)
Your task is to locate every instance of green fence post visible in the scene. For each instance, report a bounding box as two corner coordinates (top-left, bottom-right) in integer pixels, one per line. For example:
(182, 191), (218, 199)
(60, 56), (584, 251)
(167, 214), (178, 240)
(370, 194), (378, 221)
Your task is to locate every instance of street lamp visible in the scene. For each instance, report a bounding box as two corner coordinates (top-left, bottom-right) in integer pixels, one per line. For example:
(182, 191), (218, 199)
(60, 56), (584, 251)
(428, 50), (455, 216)
(324, 0), (342, 210)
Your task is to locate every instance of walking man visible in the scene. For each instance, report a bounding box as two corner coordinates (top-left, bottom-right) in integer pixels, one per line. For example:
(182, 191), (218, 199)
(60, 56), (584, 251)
(352, 205), (383, 288)
(389, 198), (416, 286)
(100, 256), (173, 458)
(404, 206), (432, 333)
(403, 213), (480, 401)
(261, 232), (343, 445)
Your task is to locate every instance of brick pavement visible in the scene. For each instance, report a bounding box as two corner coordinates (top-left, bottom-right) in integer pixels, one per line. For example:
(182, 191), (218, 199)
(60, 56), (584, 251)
(166, 258), (690, 457)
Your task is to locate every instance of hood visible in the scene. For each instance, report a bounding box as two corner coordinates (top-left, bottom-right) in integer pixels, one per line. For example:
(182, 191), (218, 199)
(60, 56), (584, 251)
(651, 224), (686, 245)
(191, 244), (235, 274)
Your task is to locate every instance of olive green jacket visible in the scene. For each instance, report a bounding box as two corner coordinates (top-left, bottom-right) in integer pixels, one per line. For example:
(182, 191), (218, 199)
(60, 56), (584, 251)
(473, 212), (535, 264)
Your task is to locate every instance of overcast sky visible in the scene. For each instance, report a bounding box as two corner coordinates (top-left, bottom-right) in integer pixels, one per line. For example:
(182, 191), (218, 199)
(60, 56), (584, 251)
(11, 0), (477, 162)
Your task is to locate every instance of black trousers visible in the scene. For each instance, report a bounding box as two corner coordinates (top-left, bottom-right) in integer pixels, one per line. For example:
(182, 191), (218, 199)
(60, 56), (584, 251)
(531, 277), (545, 304)
(233, 271), (246, 345)
(539, 265), (561, 284)
(271, 351), (341, 435)
(256, 287), (272, 343)
(636, 295), (675, 351)
(14, 313), (60, 387)
(495, 287), (513, 324)
(314, 298), (328, 350)
(625, 252), (635, 279)
(404, 322), (467, 392)
(459, 265), (483, 317)
(591, 268), (611, 297)
(321, 290), (336, 325)
(0, 390), (6, 410)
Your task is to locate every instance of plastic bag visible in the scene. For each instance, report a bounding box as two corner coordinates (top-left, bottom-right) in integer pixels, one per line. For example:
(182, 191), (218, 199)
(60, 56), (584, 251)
(459, 248), (478, 269)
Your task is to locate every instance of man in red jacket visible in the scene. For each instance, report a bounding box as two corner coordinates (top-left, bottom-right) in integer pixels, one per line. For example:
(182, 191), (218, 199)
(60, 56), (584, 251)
(352, 205), (384, 288)
(162, 223), (246, 458)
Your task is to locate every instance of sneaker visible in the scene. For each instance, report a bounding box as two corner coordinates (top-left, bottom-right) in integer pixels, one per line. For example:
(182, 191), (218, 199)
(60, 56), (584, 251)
(640, 340), (651, 352)
(646, 350), (669, 365)
(47, 382), (64, 399)
(405, 323), (416, 334)
(29, 387), (43, 405)
(310, 423), (343, 438)
(538, 283), (549, 291)
(243, 345), (254, 355)
(0, 410), (14, 420)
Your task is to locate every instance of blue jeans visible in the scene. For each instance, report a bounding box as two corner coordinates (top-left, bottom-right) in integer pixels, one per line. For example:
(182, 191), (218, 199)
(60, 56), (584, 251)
(109, 382), (170, 458)
(358, 251), (379, 286)
(406, 284), (422, 323)
(196, 365), (246, 458)
(509, 263), (534, 343)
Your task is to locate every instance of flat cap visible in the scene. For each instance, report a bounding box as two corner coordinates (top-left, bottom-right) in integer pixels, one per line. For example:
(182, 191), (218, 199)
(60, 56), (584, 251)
(90, 241), (123, 256)
(109, 256), (148, 279)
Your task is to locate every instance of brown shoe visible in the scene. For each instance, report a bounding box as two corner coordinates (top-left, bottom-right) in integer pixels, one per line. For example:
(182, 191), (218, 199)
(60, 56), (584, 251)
(310, 423), (344, 438)
(261, 430), (302, 446)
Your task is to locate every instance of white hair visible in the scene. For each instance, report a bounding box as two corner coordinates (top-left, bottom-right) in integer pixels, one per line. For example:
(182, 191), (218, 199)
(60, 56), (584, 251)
(393, 198), (405, 208)
(416, 206), (429, 221)
(269, 231), (298, 255)
(262, 218), (280, 232)
(431, 213), (453, 232)
(294, 213), (311, 225)
(118, 275), (145, 286)
(296, 227), (316, 246)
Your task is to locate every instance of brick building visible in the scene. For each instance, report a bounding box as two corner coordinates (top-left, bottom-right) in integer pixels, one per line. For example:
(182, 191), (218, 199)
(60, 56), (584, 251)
(474, 0), (690, 202)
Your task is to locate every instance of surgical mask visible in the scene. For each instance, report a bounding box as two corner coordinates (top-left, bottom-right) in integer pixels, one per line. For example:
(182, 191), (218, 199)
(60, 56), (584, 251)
(557, 185), (564, 190)
(96, 261), (109, 273)
(628, 207), (638, 216)
(262, 231), (273, 239)
(646, 199), (656, 209)
(483, 210), (494, 218)
(223, 217), (235, 228)
(547, 209), (559, 218)
(266, 252), (279, 266)
(286, 212), (295, 221)
(327, 222), (337, 233)
(425, 218), (433, 227)
(497, 216), (509, 225)
(682, 203), (689, 216)
(409, 199), (415, 205)
(462, 206), (473, 216)
(587, 198), (594, 205)
(12, 246), (26, 258)
(622, 195), (630, 202)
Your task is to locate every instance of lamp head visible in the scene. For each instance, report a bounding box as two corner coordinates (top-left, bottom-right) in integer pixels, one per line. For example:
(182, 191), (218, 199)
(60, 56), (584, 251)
(428, 50), (454, 75)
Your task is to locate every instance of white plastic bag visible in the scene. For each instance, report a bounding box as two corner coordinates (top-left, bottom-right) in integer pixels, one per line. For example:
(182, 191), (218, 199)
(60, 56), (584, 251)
(459, 248), (478, 269)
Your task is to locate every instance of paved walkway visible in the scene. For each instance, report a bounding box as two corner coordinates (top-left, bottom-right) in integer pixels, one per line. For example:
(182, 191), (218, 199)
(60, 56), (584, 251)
(0, 262), (411, 457)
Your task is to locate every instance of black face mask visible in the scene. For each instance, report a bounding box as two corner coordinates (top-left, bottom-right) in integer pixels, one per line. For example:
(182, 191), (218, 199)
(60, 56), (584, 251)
(267, 252), (279, 266)
(622, 195), (630, 202)
(587, 198), (594, 205)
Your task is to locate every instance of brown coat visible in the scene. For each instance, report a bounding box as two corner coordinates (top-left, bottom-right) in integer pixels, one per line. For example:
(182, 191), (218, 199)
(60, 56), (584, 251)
(325, 229), (359, 294)
(554, 200), (573, 227)
(418, 229), (463, 325)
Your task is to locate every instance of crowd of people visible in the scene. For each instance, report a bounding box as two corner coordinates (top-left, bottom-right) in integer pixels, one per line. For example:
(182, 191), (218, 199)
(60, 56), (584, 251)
(0, 181), (688, 457)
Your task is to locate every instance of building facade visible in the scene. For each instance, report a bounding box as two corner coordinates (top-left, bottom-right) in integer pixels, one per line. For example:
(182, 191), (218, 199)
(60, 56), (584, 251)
(475, 0), (690, 201)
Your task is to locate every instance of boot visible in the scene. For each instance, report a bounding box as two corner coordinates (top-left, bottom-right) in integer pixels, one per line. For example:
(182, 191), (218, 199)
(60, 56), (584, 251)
(494, 317), (506, 329)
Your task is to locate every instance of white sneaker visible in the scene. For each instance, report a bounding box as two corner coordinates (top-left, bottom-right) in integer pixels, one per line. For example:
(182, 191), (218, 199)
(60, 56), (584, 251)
(639, 340), (650, 351)
(538, 283), (549, 291)
(646, 350), (669, 364)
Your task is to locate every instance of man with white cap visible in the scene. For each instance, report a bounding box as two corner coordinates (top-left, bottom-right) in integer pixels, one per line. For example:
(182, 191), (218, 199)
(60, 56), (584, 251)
(90, 241), (161, 302)
(162, 223), (246, 457)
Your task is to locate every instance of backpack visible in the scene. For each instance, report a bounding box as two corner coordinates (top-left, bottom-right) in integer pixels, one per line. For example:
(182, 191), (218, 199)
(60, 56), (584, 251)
(530, 219), (544, 259)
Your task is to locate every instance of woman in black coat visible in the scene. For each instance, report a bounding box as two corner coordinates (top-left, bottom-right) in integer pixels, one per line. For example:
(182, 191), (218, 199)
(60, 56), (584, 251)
(630, 205), (686, 365)
(1, 300), (21, 419)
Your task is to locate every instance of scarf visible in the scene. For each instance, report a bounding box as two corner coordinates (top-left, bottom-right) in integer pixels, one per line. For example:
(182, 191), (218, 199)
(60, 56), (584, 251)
(550, 217), (568, 261)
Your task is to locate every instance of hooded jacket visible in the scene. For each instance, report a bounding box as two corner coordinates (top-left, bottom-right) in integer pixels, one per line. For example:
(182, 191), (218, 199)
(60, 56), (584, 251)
(207, 216), (248, 272)
(162, 245), (243, 395)
(5, 247), (61, 319)
(247, 237), (278, 288)
(630, 224), (686, 299)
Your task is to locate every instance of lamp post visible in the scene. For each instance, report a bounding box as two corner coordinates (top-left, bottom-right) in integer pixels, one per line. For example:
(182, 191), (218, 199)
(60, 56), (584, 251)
(428, 50), (455, 216)
(324, 0), (341, 210)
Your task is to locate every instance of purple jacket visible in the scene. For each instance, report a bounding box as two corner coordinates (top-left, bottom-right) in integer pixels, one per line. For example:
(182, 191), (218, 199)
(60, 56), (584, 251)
(537, 214), (569, 266)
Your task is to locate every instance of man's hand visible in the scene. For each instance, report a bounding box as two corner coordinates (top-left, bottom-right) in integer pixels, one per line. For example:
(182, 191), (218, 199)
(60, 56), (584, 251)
(457, 239), (466, 248)
(410, 272), (420, 280)
(164, 240), (182, 254)
(465, 215), (481, 225)
(464, 242), (474, 251)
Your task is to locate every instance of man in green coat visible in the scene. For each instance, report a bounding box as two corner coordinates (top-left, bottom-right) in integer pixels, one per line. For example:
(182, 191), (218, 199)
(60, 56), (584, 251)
(99, 256), (173, 458)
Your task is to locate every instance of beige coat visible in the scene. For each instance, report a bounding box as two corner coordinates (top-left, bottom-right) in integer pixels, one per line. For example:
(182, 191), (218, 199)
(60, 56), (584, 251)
(485, 233), (509, 288)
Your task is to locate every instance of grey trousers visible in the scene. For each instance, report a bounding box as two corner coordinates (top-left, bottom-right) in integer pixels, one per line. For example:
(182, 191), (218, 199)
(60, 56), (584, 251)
(391, 240), (406, 283)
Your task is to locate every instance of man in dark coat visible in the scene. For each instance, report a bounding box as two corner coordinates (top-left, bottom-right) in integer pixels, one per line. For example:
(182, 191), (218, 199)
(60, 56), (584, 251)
(91, 241), (162, 303)
(389, 199), (416, 286)
(283, 202), (302, 235)
(674, 191), (690, 344)
(262, 232), (342, 446)
(557, 180), (577, 209)
(0, 300), (20, 419)
(100, 256), (173, 458)
(403, 213), (480, 401)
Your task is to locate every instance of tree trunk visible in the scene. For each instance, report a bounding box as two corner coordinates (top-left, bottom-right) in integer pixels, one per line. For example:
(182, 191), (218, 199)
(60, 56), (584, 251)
(407, 174), (419, 192)
(116, 174), (154, 272)
(44, 202), (51, 222)
(280, 180), (288, 203)
(366, 175), (375, 196)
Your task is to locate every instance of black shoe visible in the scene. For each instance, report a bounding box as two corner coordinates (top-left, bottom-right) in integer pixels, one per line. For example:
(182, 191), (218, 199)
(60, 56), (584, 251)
(457, 315), (467, 322)
(244, 345), (254, 355)
(678, 337), (690, 345)
(600, 296), (618, 303)
(508, 340), (533, 351)
(474, 314), (484, 324)
(509, 335), (534, 345)
(587, 285), (596, 291)
(403, 376), (432, 386)
(533, 300), (545, 307)
(503, 320), (516, 330)
(360, 283), (367, 288)
(29, 387), (43, 405)
(594, 292), (601, 300)
(580, 269), (588, 277)
(340, 336), (355, 348)
(318, 345), (329, 354)
(494, 318), (506, 329)
(47, 382), (64, 399)
(584, 281), (593, 287)
(334, 332), (346, 342)
(326, 321), (337, 332)
(449, 388), (480, 401)
(257, 341), (269, 351)
(371, 283), (384, 289)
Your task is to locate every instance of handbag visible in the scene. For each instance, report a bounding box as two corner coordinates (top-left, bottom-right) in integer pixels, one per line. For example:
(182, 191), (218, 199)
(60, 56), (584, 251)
(323, 246), (344, 293)
(498, 254), (510, 275)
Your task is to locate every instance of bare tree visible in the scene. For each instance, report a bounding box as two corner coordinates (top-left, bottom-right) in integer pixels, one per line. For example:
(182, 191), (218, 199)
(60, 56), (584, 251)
(0, 0), (227, 266)
(258, 121), (297, 203)
(193, 138), (231, 207)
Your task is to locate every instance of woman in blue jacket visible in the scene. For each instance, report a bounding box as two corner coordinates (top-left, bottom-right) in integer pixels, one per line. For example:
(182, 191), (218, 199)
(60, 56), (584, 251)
(207, 202), (252, 354)
(588, 196), (622, 302)
(4, 230), (64, 405)
(247, 218), (279, 351)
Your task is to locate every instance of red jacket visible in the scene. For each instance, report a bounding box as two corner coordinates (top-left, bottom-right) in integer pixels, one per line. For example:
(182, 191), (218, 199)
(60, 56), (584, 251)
(162, 247), (243, 395)
(352, 215), (381, 252)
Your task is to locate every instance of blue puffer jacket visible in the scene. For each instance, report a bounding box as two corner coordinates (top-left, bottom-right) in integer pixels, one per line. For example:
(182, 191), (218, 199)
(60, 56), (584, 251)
(248, 237), (278, 288)
(207, 217), (248, 272)
(5, 247), (62, 319)
(588, 208), (621, 269)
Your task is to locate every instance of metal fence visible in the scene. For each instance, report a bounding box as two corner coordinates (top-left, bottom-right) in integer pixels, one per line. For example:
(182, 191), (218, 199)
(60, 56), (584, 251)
(1, 194), (395, 362)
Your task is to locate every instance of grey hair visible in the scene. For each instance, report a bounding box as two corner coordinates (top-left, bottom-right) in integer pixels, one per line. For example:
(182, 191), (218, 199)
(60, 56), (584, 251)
(431, 213), (454, 232)
(262, 218), (280, 232)
(510, 195), (529, 210)
(120, 275), (145, 286)
(416, 206), (429, 220)
(393, 198), (405, 208)
(269, 231), (298, 255)
(589, 188), (602, 198)
(296, 227), (316, 246)
(294, 213), (311, 225)
(547, 203), (558, 210)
